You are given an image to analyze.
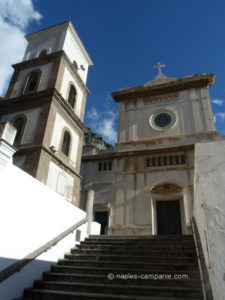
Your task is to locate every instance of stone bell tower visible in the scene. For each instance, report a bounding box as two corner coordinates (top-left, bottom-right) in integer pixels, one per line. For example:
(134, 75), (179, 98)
(0, 21), (93, 205)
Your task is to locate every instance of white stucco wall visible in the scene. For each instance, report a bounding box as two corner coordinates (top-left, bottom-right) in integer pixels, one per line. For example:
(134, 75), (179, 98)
(60, 67), (83, 116)
(63, 30), (88, 83)
(50, 113), (79, 166)
(0, 162), (86, 269)
(0, 216), (100, 300)
(194, 141), (225, 300)
(0, 161), (100, 299)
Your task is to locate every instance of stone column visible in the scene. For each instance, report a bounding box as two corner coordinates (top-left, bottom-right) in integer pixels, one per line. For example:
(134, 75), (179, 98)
(183, 187), (192, 228)
(150, 194), (156, 235)
(85, 189), (94, 236)
(0, 122), (16, 171)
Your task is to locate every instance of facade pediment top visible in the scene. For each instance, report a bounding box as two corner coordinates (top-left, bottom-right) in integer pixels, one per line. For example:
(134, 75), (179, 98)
(112, 73), (215, 102)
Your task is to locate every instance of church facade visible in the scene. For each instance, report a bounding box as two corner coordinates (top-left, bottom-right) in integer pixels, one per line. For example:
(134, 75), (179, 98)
(0, 21), (93, 205)
(81, 65), (222, 236)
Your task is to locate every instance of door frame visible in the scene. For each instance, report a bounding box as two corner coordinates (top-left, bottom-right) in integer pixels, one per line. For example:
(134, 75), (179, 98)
(151, 196), (186, 235)
(94, 208), (110, 235)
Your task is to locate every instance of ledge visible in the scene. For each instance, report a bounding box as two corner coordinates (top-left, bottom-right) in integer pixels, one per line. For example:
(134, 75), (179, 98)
(112, 73), (215, 102)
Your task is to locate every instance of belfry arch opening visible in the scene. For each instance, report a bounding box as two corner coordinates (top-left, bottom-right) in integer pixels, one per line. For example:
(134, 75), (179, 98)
(150, 183), (184, 235)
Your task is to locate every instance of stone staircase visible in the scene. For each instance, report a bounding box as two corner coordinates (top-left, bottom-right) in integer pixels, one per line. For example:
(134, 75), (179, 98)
(16, 235), (204, 300)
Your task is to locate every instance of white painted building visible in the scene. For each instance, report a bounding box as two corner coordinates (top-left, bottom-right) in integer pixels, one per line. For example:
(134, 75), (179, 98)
(81, 65), (225, 299)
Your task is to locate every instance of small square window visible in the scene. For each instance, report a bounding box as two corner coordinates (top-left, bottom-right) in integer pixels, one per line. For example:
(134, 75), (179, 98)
(181, 155), (185, 164)
(157, 157), (161, 166)
(152, 157), (156, 167)
(146, 158), (150, 167)
(163, 157), (167, 166)
(108, 161), (112, 170)
(175, 155), (179, 164)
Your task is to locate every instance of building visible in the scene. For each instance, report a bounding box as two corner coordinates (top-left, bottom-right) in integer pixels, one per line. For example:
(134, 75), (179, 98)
(80, 64), (225, 298)
(0, 21), (93, 205)
(81, 63), (222, 236)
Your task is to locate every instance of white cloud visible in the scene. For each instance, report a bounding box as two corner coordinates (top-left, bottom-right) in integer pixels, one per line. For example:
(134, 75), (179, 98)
(215, 112), (225, 120)
(212, 99), (224, 106)
(0, 0), (42, 96)
(86, 108), (117, 144)
(86, 107), (100, 120)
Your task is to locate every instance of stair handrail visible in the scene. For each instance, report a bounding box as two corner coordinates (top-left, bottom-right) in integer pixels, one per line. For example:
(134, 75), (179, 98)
(0, 216), (88, 283)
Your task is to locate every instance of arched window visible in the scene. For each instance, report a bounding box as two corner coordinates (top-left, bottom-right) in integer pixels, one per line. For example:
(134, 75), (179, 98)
(12, 117), (26, 143)
(24, 71), (41, 94)
(61, 131), (71, 156)
(38, 49), (47, 58)
(68, 85), (76, 108)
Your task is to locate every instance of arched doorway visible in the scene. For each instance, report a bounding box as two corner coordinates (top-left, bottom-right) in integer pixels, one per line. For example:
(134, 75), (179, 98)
(151, 183), (184, 235)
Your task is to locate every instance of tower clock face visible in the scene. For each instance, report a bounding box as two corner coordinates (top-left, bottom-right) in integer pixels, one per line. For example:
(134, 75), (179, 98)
(154, 113), (172, 128)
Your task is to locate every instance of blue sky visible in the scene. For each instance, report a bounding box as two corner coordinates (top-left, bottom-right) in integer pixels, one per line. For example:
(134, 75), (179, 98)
(1, 0), (225, 143)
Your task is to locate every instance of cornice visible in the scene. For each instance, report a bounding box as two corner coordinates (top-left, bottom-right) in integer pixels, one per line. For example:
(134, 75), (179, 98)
(112, 73), (215, 102)
(0, 89), (53, 108)
(12, 51), (62, 70)
(0, 88), (87, 134)
(82, 144), (195, 161)
(82, 131), (222, 161)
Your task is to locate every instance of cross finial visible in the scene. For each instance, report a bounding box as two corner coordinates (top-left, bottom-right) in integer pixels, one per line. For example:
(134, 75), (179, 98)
(154, 62), (166, 75)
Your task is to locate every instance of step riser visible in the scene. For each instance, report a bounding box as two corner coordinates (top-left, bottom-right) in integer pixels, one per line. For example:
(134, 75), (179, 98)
(58, 260), (198, 271)
(51, 266), (201, 279)
(71, 249), (196, 257)
(64, 254), (197, 264)
(88, 235), (194, 239)
(33, 282), (202, 297)
(77, 245), (196, 251)
(43, 273), (201, 287)
(23, 290), (203, 300)
(81, 241), (195, 247)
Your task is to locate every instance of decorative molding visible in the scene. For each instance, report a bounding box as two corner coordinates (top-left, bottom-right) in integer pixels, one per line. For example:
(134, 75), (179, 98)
(112, 73), (215, 102)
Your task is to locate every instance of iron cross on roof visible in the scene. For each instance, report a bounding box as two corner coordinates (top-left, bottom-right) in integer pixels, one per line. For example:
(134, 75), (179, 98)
(154, 62), (165, 75)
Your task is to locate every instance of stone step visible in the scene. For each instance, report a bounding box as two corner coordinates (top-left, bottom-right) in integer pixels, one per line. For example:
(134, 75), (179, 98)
(81, 240), (195, 247)
(89, 234), (193, 239)
(32, 280), (203, 298)
(16, 235), (204, 300)
(21, 289), (204, 300)
(85, 235), (193, 243)
(77, 244), (196, 252)
(58, 259), (199, 271)
(43, 272), (202, 288)
(51, 265), (201, 279)
(64, 253), (197, 264)
(71, 247), (196, 257)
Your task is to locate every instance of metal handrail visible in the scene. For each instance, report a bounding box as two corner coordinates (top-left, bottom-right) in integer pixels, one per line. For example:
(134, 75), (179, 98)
(0, 216), (88, 283)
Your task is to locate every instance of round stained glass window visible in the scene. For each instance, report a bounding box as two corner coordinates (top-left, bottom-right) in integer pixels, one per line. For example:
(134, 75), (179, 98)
(154, 113), (172, 128)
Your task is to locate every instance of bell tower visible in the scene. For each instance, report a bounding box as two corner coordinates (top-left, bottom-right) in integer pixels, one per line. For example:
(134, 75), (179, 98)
(0, 21), (93, 205)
